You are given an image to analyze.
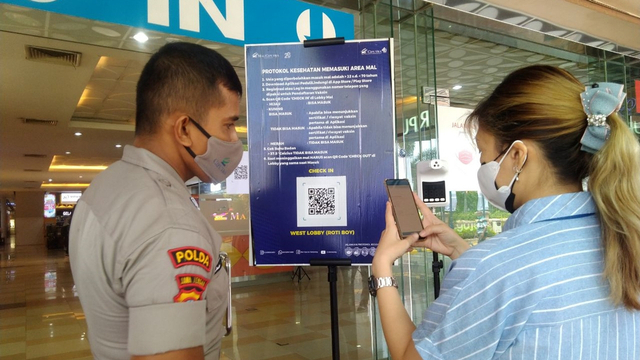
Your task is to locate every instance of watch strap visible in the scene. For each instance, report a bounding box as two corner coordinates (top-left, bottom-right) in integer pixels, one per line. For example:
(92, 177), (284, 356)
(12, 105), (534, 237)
(368, 275), (397, 297)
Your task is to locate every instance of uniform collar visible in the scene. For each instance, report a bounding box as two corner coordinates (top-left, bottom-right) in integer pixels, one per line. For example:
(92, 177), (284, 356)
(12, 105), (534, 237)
(504, 192), (597, 231)
(121, 145), (187, 188)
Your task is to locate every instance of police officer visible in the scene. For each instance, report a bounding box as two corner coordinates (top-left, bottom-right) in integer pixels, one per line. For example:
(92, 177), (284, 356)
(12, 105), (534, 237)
(69, 42), (243, 360)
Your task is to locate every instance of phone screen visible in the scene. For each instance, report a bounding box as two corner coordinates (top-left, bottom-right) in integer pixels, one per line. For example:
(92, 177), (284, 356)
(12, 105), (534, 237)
(385, 179), (423, 237)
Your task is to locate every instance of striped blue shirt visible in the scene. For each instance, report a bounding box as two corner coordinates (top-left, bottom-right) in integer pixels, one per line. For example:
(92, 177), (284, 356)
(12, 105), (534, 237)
(413, 192), (640, 359)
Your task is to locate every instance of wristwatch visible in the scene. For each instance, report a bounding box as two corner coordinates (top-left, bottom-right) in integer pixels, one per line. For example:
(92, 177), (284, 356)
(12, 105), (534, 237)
(368, 275), (398, 297)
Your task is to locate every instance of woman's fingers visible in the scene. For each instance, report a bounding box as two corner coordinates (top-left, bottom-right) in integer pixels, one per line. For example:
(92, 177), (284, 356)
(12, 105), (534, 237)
(385, 201), (396, 229)
(413, 192), (441, 225)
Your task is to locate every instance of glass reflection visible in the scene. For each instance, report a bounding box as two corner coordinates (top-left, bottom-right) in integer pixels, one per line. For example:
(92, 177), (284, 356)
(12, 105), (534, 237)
(44, 271), (57, 295)
(5, 269), (15, 282)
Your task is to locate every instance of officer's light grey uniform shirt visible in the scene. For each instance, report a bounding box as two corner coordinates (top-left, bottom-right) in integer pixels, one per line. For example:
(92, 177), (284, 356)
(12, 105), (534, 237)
(70, 145), (228, 359)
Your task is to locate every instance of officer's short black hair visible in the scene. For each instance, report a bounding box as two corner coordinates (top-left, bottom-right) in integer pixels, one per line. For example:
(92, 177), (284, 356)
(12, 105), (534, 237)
(135, 42), (242, 136)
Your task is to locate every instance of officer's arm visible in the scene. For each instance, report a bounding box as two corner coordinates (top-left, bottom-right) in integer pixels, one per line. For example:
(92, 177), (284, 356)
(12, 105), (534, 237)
(131, 346), (205, 360)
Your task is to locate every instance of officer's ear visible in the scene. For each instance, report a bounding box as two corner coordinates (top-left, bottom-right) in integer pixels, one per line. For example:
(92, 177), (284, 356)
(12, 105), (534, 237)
(174, 115), (194, 147)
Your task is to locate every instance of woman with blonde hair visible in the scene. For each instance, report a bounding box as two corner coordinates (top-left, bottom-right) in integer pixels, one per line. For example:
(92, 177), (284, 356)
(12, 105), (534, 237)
(371, 65), (640, 359)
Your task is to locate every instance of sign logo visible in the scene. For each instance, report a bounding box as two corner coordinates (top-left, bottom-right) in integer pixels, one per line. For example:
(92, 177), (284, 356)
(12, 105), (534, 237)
(214, 158), (231, 174)
(361, 47), (388, 55)
(251, 53), (279, 59)
(168, 247), (212, 272)
(296, 9), (336, 42)
(173, 274), (209, 302)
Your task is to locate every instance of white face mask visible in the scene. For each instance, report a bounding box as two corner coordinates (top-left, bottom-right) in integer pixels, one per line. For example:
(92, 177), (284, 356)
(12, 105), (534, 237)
(185, 118), (243, 184)
(477, 140), (527, 213)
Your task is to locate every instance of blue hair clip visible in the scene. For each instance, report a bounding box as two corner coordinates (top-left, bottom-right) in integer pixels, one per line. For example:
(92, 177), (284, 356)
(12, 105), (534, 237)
(579, 82), (626, 154)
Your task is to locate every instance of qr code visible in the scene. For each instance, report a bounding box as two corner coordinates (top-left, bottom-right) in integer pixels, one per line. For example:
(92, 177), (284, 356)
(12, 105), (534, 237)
(308, 187), (335, 215)
(233, 165), (248, 180)
(296, 176), (346, 227)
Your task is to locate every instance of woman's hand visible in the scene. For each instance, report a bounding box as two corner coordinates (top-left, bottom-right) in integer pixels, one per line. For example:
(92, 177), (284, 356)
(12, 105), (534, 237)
(413, 193), (469, 260)
(372, 193), (470, 276)
(372, 200), (420, 276)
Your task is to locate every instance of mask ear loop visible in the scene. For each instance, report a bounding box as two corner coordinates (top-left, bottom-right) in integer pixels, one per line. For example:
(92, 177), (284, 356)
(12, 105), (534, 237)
(503, 151), (528, 213)
(188, 117), (213, 139)
(183, 116), (216, 158)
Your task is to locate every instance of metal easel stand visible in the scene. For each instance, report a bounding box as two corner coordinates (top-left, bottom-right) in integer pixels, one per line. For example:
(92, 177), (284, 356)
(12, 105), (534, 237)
(302, 36), (349, 360)
(292, 266), (311, 282)
(432, 251), (443, 299)
(310, 258), (352, 360)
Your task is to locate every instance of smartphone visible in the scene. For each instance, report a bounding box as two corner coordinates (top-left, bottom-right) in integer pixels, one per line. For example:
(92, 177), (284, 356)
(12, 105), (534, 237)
(384, 179), (424, 238)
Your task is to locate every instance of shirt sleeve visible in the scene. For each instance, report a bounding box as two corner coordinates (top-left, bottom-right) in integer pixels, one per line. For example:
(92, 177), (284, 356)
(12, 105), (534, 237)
(119, 227), (218, 356)
(412, 239), (543, 360)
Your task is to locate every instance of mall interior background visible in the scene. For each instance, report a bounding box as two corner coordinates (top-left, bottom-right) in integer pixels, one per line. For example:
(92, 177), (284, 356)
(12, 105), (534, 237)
(0, 0), (638, 358)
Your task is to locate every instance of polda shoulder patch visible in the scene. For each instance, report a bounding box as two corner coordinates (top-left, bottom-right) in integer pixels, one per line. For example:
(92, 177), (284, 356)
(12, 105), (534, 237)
(173, 273), (209, 303)
(168, 247), (212, 272)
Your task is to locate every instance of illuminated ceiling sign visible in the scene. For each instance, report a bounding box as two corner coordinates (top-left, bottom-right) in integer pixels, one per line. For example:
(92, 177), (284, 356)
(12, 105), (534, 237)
(60, 192), (83, 204)
(6, 0), (354, 46)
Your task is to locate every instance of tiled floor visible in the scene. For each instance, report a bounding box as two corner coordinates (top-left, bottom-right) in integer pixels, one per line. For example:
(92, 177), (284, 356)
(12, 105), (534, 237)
(0, 236), (375, 359)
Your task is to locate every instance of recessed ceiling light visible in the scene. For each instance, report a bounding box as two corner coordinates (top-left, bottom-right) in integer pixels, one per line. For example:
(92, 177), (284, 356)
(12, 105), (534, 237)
(74, 132), (82, 136)
(452, 85), (462, 90)
(79, 176), (83, 179)
(48, 179), (53, 182)
(133, 32), (149, 43)
(65, 151), (71, 155)
(49, 165), (107, 171)
(41, 183), (90, 188)
(115, 144), (122, 148)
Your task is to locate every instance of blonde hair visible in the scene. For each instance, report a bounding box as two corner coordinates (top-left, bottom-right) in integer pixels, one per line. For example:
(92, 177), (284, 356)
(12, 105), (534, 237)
(466, 65), (640, 310)
(590, 113), (640, 309)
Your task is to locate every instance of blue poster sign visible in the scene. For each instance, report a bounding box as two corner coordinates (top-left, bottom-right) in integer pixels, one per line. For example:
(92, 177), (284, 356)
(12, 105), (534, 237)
(2, 0), (354, 46)
(246, 39), (395, 265)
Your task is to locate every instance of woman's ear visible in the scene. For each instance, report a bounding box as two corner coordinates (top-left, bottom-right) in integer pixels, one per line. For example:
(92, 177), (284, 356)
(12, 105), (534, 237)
(174, 115), (193, 147)
(511, 140), (528, 171)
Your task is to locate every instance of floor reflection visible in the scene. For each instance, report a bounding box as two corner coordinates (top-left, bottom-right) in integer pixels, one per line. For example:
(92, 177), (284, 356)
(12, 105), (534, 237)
(1, 236), (374, 360)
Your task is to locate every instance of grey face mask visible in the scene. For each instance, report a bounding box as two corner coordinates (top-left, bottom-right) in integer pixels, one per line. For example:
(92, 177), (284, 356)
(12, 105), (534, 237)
(185, 118), (243, 184)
